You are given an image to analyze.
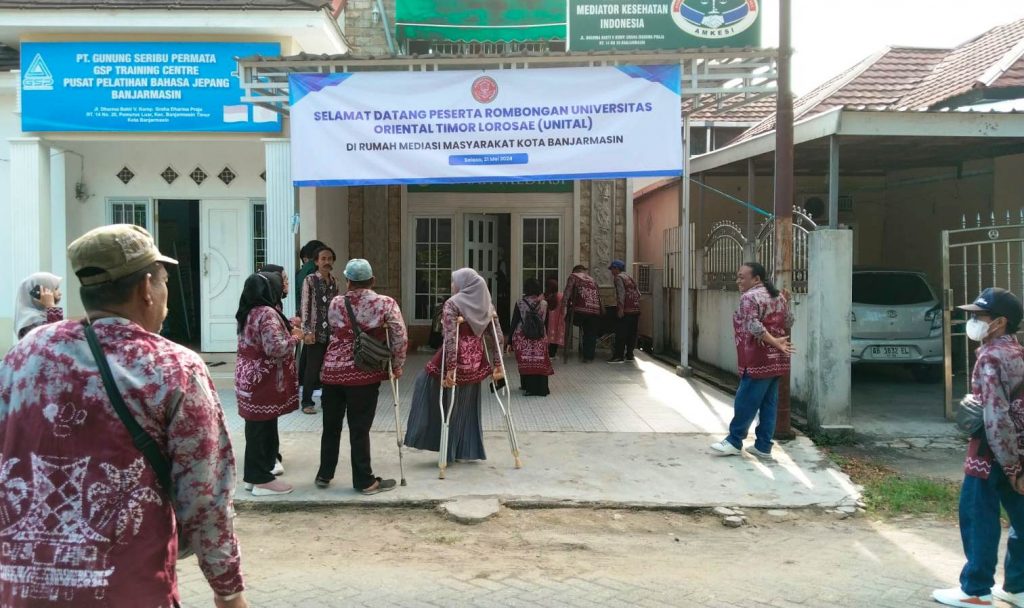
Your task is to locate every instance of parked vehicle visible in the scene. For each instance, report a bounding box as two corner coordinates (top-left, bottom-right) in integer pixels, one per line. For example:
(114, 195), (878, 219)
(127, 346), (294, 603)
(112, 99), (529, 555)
(850, 269), (943, 382)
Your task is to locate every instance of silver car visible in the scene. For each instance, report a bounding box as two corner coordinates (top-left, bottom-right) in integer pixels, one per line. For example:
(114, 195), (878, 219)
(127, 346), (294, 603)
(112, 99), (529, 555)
(850, 269), (943, 382)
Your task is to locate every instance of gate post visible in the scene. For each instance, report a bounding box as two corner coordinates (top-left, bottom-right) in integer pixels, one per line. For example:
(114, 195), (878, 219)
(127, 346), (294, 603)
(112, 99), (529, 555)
(941, 229), (954, 420)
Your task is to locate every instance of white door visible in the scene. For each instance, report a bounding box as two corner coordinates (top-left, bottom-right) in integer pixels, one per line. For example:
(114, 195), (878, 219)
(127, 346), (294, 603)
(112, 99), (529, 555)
(200, 199), (251, 352)
(464, 214), (499, 298)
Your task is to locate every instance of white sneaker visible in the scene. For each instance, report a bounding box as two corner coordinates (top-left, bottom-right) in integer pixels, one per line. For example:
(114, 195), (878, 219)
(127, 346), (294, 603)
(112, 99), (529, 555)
(709, 440), (740, 456)
(932, 586), (993, 607)
(994, 586), (1024, 607)
(252, 480), (294, 496)
(244, 483), (253, 492)
(271, 460), (285, 476)
(745, 445), (774, 460)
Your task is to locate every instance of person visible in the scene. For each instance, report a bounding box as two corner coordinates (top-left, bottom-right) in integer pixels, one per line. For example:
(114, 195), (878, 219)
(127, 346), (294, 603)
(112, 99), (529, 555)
(300, 245), (339, 414)
(710, 262), (794, 460)
(0, 224), (246, 607)
(235, 271), (303, 497)
(294, 239), (326, 307)
(544, 277), (565, 358)
(607, 260), (641, 363)
(405, 268), (504, 464)
(14, 272), (64, 340)
(933, 288), (1024, 608)
(508, 278), (554, 396)
(562, 265), (602, 362)
(315, 259), (407, 494)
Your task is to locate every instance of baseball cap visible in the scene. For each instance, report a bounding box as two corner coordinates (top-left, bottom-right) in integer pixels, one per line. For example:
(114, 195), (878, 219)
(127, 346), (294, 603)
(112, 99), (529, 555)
(608, 260), (626, 271)
(344, 258), (374, 282)
(958, 287), (1023, 326)
(68, 224), (177, 286)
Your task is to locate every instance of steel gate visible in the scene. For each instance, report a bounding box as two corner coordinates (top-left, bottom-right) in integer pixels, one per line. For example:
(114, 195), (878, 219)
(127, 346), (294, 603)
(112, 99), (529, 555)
(941, 210), (1024, 419)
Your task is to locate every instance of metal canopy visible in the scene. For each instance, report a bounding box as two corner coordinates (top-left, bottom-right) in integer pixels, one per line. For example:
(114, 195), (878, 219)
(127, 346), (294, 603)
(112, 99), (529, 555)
(236, 48), (779, 115)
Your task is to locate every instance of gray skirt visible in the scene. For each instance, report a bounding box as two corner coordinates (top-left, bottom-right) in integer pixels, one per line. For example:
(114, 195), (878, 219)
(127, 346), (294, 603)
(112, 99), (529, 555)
(404, 369), (486, 463)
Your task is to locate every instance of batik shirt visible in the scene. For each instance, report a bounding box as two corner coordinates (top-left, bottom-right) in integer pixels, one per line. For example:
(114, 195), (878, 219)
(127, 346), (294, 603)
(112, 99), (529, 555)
(17, 306), (63, 340)
(236, 306), (300, 421)
(301, 273), (339, 344)
(426, 300), (504, 386)
(320, 289), (409, 386)
(964, 335), (1024, 479)
(614, 273), (641, 315)
(0, 318), (243, 607)
(563, 272), (601, 316)
(733, 284), (794, 379)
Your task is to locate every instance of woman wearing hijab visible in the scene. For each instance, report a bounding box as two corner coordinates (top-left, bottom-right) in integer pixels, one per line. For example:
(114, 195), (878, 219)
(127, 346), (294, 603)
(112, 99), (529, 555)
(543, 277), (565, 358)
(508, 278), (554, 397)
(405, 268), (504, 464)
(14, 272), (64, 341)
(235, 271), (304, 496)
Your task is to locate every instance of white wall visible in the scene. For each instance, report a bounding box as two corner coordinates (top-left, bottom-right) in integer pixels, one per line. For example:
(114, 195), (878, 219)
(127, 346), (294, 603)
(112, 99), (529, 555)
(0, 91), (16, 352)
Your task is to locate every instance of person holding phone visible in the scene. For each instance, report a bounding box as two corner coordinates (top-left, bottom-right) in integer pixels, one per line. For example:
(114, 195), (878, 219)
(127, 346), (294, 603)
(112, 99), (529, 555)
(14, 272), (64, 341)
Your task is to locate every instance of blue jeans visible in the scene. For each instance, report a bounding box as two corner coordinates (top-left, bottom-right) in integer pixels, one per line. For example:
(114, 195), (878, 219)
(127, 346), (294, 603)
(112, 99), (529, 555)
(725, 374), (780, 453)
(959, 464), (1024, 596)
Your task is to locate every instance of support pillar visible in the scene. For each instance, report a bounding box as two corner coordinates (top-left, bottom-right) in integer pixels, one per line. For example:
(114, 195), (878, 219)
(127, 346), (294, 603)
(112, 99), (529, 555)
(828, 136), (840, 229)
(264, 138), (296, 314)
(678, 115), (691, 374)
(9, 137), (51, 288)
(745, 158), (756, 258)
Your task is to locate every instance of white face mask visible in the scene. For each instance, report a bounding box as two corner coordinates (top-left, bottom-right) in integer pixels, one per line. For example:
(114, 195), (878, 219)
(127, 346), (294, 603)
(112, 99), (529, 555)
(966, 318), (993, 342)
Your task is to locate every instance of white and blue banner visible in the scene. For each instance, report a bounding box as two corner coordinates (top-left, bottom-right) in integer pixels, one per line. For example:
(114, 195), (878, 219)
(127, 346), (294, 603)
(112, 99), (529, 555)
(289, 65), (682, 186)
(20, 42), (281, 132)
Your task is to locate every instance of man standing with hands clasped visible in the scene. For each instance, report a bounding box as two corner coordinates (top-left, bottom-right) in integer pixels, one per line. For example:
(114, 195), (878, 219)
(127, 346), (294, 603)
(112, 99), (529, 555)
(933, 288), (1024, 608)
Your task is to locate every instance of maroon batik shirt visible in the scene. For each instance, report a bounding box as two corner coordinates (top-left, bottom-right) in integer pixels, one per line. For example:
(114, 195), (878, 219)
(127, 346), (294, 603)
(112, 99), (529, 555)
(320, 289), (409, 386)
(733, 284), (793, 379)
(563, 273), (601, 316)
(17, 307), (64, 340)
(964, 335), (1024, 479)
(614, 273), (641, 315)
(0, 318), (243, 607)
(426, 299), (504, 386)
(235, 306), (300, 421)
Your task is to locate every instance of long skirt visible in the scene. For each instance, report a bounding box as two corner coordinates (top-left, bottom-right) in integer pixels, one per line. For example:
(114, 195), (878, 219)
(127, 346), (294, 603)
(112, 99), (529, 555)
(521, 374), (549, 396)
(404, 369), (486, 463)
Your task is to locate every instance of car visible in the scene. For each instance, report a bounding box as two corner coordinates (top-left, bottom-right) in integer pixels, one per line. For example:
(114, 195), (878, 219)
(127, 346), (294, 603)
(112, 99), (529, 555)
(850, 269), (943, 382)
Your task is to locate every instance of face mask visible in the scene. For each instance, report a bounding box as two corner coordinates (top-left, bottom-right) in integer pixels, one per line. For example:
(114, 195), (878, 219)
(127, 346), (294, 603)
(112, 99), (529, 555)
(966, 318), (992, 342)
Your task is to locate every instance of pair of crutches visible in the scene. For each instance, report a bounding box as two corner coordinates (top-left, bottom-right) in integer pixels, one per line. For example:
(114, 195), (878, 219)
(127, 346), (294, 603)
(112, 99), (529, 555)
(436, 315), (522, 479)
(385, 328), (407, 486)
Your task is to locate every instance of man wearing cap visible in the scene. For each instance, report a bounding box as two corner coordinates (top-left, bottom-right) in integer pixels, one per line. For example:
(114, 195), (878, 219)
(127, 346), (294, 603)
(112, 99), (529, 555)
(607, 260), (642, 364)
(934, 287), (1024, 608)
(315, 259), (408, 494)
(0, 225), (246, 608)
(562, 265), (602, 362)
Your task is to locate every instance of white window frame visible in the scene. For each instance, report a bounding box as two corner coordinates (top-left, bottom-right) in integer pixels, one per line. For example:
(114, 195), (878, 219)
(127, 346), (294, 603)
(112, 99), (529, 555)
(406, 214), (455, 323)
(251, 198), (267, 274)
(519, 215), (562, 291)
(106, 197), (153, 232)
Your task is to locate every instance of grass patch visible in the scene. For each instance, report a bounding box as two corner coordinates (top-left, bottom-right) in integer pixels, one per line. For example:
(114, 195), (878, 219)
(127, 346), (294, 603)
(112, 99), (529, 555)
(826, 450), (960, 519)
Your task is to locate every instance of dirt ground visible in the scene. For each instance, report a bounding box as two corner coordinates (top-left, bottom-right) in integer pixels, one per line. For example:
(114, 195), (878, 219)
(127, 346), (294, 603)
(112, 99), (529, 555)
(179, 505), (972, 607)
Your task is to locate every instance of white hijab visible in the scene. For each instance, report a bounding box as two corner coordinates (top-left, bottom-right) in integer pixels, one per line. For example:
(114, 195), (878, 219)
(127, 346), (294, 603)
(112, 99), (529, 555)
(14, 272), (62, 340)
(449, 268), (494, 337)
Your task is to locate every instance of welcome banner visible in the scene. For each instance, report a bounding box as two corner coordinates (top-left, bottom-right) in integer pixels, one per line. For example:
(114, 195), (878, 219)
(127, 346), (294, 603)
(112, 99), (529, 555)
(289, 65), (682, 186)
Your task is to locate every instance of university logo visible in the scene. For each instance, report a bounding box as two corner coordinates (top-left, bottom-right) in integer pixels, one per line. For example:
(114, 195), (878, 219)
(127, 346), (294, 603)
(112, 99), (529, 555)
(671, 0), (759, 39)
(23, 53), (54, 91)
(471, 76), (498, 104)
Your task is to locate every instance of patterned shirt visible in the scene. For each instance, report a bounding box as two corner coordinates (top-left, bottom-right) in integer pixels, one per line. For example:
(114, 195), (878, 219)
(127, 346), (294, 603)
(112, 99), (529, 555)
(614, 273), (641, 315)
(426, 300), (504, 386)
(235, 306), (300, 421)
(17, 306), (63, 340)
(0, 318), (243, 607)
(733, 284), (794, 379)
(964, 335), (1024, 479)
(320, 289), (409, 386)
(563, 272), (601, 316)
(301, 273), (339, 344)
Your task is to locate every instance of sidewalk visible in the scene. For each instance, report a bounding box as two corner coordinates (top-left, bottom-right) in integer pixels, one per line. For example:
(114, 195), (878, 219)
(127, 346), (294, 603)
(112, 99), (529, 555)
(221, 352), (859, 509)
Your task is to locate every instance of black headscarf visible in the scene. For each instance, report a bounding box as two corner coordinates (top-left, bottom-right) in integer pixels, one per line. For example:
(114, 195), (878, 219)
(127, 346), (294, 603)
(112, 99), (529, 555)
(236, 272), (291, 335)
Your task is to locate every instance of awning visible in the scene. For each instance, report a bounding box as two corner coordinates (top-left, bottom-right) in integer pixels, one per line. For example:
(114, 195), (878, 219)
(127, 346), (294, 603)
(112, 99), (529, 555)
(394, 0), (565, 43)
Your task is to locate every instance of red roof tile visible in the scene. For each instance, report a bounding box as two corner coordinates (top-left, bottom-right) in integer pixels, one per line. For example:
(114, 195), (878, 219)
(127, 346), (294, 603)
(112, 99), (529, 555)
(682, 93), (777, 124)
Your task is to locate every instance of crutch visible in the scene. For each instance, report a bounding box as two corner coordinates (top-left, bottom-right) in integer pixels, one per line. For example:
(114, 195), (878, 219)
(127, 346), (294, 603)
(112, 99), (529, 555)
(385, 328), (406, 486)
(485, 313), (522, 469)
(437, 316), (463, 479)
(562, 307), (574, 364)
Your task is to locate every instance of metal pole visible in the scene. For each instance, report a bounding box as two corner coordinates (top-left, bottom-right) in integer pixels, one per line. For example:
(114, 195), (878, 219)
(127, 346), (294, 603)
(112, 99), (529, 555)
(828, 136), (839, 229)
(774, 0), (795, 439)
(679, 114), (692, 373)
(746, 158), (756, 257)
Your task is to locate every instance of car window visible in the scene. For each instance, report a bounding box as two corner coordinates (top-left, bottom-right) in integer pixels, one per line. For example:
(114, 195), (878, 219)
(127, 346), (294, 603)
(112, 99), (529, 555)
(853, 273), (934, 305)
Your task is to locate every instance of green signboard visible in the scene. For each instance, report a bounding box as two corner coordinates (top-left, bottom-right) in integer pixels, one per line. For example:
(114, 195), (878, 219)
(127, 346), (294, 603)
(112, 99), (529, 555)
(408, 181), (574, 193)
(568, 0), (761, 51)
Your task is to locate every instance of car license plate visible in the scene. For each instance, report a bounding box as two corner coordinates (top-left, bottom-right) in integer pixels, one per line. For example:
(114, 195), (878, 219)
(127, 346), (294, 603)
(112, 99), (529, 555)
(870, 346), (913, 359)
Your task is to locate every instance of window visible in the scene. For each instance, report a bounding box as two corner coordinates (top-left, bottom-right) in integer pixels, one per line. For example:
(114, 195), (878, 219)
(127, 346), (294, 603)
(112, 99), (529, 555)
(522, 217), (560, 288)
(107, 198), (150, 231)
(252, 199), (267, 273)
(853, 272), (936, 305)
(413, 218), (453, 321)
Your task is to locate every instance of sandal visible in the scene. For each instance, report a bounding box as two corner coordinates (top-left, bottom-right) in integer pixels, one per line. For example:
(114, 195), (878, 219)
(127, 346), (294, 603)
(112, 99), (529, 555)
(361, 477), (397, 495)
(302, 405), (317, 415)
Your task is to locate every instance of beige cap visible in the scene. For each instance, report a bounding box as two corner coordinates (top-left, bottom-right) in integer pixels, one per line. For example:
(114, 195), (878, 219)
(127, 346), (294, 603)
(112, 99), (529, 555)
(68, 224), (177, 286)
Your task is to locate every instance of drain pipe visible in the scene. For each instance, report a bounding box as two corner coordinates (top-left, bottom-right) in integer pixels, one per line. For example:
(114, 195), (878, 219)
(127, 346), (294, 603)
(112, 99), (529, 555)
(375, 0), (399, 56)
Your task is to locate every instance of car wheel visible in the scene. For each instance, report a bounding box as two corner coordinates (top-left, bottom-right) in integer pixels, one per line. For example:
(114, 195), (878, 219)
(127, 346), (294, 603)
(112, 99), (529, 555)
(910, 364), (943, 383)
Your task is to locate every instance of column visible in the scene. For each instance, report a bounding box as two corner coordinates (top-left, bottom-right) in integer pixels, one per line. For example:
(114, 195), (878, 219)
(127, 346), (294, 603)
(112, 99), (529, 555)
(264, 138), (296, 314)
(9, 137), (50, 290)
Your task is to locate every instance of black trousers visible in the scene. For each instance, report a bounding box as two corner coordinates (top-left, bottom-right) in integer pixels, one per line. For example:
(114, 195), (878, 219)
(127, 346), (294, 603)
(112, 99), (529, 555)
(302, 342), (327, 406)
(548, 343), (558, 358)
(317, 383), (381, 490)
(574, 313), (599, 361)
(243, 418), (279, 485)
(613, 314), (640, 359)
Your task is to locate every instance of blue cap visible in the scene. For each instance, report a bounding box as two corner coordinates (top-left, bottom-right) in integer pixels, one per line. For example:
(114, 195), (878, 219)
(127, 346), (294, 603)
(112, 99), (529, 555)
(608, 260), (626, 271)
(344, 258), (373, 282)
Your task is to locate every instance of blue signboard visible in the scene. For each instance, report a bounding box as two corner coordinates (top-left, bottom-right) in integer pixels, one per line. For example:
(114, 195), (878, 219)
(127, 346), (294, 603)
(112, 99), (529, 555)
(20, 42), (282, 132)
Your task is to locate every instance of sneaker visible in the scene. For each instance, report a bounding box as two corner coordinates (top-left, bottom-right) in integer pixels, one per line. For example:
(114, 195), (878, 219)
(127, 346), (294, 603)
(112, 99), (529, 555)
(243, 483), (253, 492)
(606, 358), (625, 364)
(314, 477), (330, 489)
(994, 586), (1024, 607)
(251, 480), (294, 496)
(361, 477), (397, 495)
(745, 445), (774, 460)
(271, 460), (285, 476)
(624, 355), (635, 361)
(709, 440), (741, 456)
(931, 587), (993, 607)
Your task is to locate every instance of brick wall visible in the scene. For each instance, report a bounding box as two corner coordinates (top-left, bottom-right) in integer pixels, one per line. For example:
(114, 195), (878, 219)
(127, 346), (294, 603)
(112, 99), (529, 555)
(343, 0), (395, 55)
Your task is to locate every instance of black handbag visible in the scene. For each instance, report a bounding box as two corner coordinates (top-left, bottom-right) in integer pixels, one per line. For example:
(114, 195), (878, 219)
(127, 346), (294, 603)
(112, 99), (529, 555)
(83, 320), (193, 558)
(343, 297), (393, 372)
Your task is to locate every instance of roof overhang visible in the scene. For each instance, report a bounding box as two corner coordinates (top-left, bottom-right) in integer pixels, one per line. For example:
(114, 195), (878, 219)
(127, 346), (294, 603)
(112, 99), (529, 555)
(692, 108), (1024, 176)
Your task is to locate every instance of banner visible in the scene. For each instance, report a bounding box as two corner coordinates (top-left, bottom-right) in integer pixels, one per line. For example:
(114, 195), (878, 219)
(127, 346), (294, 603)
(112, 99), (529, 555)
(290, 65), (681, 186)
(20, 42), (282, 132)
(567, 0), (761, 51)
